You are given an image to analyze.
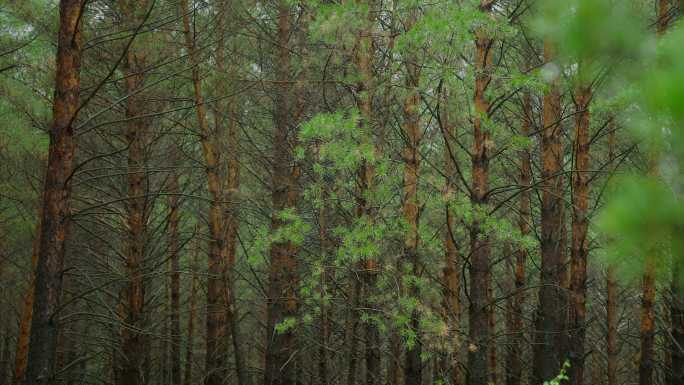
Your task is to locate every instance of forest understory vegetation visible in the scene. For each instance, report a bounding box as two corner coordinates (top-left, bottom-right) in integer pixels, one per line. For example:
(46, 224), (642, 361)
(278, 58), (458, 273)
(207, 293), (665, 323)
(1, 1), (684, 385)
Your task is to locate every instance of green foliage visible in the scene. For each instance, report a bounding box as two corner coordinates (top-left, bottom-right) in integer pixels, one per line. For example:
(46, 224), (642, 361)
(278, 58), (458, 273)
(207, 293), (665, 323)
(543, 0), (684, 281)
(272, 208), (311, 247)
(641, 25), (684, 161)
(542, 361), (570, 385)
(300, 110), (372, 172)
(599, 175), (682, 280)
(534, 0), (645, 63)
(274, 317), (297, 335)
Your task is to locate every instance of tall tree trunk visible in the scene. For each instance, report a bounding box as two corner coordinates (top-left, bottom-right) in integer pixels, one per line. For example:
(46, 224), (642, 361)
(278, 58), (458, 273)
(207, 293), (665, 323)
(640, 260), (656, 385)
(488, 298), (496, 385)
(225, 107), (247, 385)
(401, 6), (422, 385)
(345, 279), (361, 385)
(169, 175), (182, 385)
(178, 2), (230, 384)
(390, 331), (404, 385)
(0, 295), (10, 385)
(1, 324), (10, 385)
(160, 286), (169, 385)
(317, 176), (330, 385)
(441, 89), (462, 385)
(25, 1), (84, 384)
(13, 229), (40, 385)
(214, 2), (247, 384)
(505, 91), (532, 385)
(350, 1), (381, 383)
(672, 261), (684, 384)
(532, 39), (568, 384)
(652, 1), (684, 383)
(468, 2), (493, 384)
(639, 3), (670, 385)
(264, 2), (301, 385)
(606, 119), (618, 385)
(117, 2), (152, 383)
(184, 235), (199, 385)
(568, 84), (592, 385)
(606, 265), (618, 385)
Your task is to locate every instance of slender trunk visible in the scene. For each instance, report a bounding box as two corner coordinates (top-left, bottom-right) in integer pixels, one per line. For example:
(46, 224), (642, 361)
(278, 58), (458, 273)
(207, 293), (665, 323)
(345, 278), (361, 385)
(67, 320), (88, 385)
(117, 2), (151, 383)
(606, 265), (618, 385)
(672, 261), (684, 384)
(590, 350), (601, 385)
(606, 119), (618, 385)
(441, 90), (462, 385)
(317, 180), (330, 385)
(55, 276), (77, 383)
(639, 4), (670, 385)
(25, 1), (83, 384)
(13, 286), (33, 385)
(658, 0), (670, 33)
(214, 3), (247, 384)
(653, 1), (684, 383)
(353, 2), (381, 382)
(488, 303), (496, 385)
(1, 327), (10, 385)
(568, 84), (592, 385)
(639, 260), (656, 385)
(532, 39), (568, 384)
(264, 2), (300, 385)
(169, 175), (182, 385)
(468, 3), (493, 385)
(160, 292), (168, 385)
(390, 331), (404, 385)
(119, 72), (149, 385)
(505, 92), (532, 385)
(400, 6), (423, 385)
(0, 304), (10, 385)
(378, 9), (404, 385)
(178, 2), (231, 384)
(13, 230), (40, 385)
(184, 236), (199, 385)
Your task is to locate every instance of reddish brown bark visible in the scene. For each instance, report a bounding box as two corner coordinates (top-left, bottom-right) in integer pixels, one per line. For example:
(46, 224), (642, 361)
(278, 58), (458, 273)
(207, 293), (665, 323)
(568, 84), (592, 385)
(605, 119), (618, 385)
(638, 4), (670, 385)
(13, 230), (40, 385)
(653, 1), (684, 383)
(505, 92), (532, 385)
(606, 264), (618, 385)
(25, 2), (84, 384)
(672, 261), (684, 384)
(467, 3), (494, 385)
(640, 260), (657, 385)
(657, 0), (670, 34)
(533, 40), (568, 384)
(345, 279), (362, 385)
(116, 2), (152, 384)
(160, 279), (169, 384)
(178, 1), (232, 384)
(390, 331), (404, 385)
(183, 236), (199, 385)
(401, 7), (423, 385)
(441, 90), (462, 385)
(1, 323), (10, 385)
(356, 3), (381, 382)
(214, 3), (247, 384)
(316, 174), (330, 385)
(169, 175), (181, 385)
(264, 2), (301, 385)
